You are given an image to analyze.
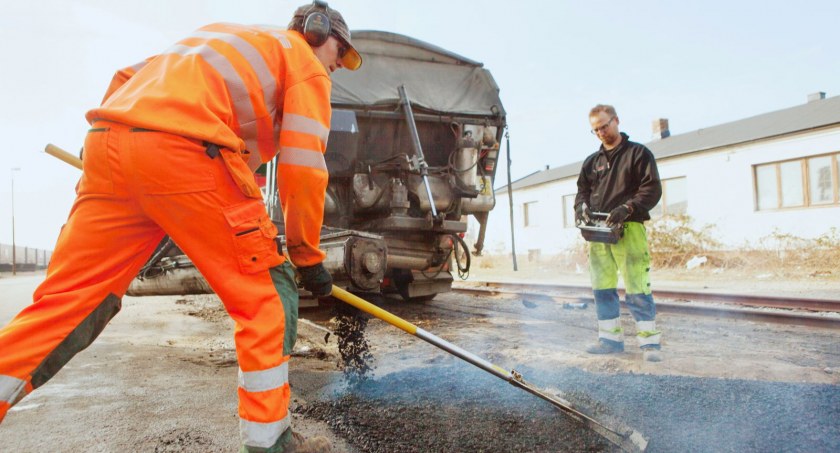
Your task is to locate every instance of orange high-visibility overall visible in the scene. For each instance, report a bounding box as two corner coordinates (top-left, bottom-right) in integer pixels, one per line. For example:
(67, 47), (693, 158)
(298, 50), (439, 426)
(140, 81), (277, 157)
(0, 24), (330, 452)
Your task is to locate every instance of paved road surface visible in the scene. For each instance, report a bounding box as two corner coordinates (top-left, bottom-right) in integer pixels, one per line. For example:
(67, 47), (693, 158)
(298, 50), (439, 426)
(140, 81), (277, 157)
(0, 273), (43, 323)
(1, 273), (838, 452)
(0, 273), (237, 451)
(0, 273), (348, 452)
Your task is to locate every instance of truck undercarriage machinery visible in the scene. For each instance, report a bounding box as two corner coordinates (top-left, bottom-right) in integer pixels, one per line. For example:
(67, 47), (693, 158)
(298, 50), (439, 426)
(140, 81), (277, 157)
(128, 31), (507, 301)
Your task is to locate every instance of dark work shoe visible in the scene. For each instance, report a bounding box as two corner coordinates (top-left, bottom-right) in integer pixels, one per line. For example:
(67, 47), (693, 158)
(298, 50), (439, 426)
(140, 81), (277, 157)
(241, 430), (332, 453)
(642, 347), (662, 362)
(586, 340), (625, 354)
(288, 431), (332, 453)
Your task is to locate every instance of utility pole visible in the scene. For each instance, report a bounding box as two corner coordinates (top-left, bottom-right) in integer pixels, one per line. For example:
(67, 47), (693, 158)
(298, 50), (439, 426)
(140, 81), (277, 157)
(504, 129), (517, 271)
(11, 167), (20, 275)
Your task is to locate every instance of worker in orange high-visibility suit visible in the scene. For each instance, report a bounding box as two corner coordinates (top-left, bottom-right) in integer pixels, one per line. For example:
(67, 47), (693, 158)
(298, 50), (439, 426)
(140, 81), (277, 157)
(0, 2), (362, 451)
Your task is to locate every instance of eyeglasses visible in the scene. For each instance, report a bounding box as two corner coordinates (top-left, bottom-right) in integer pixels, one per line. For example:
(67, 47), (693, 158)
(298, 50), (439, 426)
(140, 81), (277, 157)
(591, 117), (615, 135)
(337, 42), (348, 59)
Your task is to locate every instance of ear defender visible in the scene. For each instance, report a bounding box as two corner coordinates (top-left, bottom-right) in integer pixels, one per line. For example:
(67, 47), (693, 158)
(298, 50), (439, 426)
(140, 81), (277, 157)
(303, 1), (331, 46)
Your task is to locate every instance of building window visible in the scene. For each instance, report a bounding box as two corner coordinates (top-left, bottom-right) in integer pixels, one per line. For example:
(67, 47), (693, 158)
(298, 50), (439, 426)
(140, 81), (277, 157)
(754, 152), (839, 211)
(755, 164), (778, 210)
(809, 155), (834, 205)
(779, 160), (804, 207)
(562, 194), (577, 228)
(523, 201), (538, 227)
(650, 177), (687, 217)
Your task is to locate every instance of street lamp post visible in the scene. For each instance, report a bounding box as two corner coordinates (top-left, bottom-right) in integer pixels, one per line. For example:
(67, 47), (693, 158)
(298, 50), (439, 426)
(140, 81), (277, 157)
(11, 167), (21, 275)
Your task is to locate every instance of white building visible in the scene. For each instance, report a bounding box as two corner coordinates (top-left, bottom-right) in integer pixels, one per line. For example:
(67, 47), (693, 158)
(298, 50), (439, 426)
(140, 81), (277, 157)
(481, 93), (840, 255)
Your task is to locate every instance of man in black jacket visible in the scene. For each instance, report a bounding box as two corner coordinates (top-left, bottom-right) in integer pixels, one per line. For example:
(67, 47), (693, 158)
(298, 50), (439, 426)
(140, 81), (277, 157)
(575, 104), (663, 362)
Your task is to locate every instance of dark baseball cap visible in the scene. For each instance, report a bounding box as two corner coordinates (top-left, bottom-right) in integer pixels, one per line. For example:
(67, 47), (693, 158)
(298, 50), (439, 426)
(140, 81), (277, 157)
(290, 2), (362, 71)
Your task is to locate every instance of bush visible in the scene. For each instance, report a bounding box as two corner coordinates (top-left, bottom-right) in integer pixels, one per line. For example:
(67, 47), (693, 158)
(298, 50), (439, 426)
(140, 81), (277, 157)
(473, 217), (839, 280)
(647, 214), (721, 268)
(647, 216), (839, 277)
(743, 227), (840, 277)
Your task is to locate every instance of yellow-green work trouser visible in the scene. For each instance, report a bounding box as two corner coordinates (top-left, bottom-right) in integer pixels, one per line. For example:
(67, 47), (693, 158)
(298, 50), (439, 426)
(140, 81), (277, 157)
(589, 222), (661, 349)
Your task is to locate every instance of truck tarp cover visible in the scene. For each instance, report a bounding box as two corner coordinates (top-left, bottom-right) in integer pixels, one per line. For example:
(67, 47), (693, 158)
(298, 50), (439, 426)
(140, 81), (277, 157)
(331, 31), (506, 117)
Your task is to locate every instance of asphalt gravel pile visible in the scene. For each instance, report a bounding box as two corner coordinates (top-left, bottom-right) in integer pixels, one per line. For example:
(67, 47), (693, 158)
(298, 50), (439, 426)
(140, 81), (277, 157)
(299, 364), (840, 453)
(300, 365), (616, 452)
(331, 303), (375, 383)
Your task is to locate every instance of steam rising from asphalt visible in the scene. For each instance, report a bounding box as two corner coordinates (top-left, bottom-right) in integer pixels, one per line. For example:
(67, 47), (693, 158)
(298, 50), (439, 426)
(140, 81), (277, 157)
(309, 288), (839, 452)
(302, 360), (840, 452)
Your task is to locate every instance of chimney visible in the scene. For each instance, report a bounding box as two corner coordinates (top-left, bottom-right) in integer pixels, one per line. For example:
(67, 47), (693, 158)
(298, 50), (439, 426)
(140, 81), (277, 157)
(807, 92), (826, 103)
(651, 118), (670, 140)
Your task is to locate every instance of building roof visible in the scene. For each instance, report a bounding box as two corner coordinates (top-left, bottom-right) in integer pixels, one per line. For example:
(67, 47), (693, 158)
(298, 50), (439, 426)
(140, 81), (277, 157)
(498, 94), (840, 193)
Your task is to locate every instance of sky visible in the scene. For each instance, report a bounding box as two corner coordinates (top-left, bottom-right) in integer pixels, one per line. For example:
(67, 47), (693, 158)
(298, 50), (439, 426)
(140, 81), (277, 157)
(1, 0), (839, 250)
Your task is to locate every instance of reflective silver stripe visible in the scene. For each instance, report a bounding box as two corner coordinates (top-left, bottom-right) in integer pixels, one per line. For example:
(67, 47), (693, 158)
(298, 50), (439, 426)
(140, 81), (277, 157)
(241, 122), (262, 170)
(275, 34), (292, 49)
(256, 26), (292, 49)
(188, 30), (277, 114)
(0, 374), (26, 404)
(164, 43), (256, 123)
(636, 320), (656, 332)
(282, 113), (329, 144)
(278, 146), (327, 171)
(238, 362), (288, 393)
(241, 414), (291, 449)
(638, 333), (661, 347)
(165, 36), (276, 167)
(636, 320), (661, 346)
(129, 60), (148, 73)
(597, 318), (623, 342)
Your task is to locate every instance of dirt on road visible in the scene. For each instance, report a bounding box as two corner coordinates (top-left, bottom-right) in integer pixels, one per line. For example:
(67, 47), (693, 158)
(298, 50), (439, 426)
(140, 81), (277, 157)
(2, 272), (838, 452)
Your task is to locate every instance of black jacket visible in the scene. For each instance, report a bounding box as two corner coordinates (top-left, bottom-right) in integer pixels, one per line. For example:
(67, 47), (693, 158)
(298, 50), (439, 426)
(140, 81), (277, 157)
(575, 133), (662, 222)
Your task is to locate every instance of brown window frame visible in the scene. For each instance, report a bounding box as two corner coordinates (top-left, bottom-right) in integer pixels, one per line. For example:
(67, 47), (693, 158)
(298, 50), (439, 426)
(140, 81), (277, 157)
(523, 201), (538, 227)
(651, 176), (688, 217)
(753, 151), (840, 211)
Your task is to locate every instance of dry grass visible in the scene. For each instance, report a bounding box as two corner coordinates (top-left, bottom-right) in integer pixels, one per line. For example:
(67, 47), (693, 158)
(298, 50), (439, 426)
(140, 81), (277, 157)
(647, 214), (721, 268)
(738, 228), (840, 278)
(473, 216), (840, 281)
(647, 215), (840, 278)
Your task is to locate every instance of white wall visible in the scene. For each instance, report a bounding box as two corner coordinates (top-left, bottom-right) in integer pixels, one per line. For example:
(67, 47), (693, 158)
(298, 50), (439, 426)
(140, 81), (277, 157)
(658, 127), (840, 245)
(482, 179), (584, 256)
(482, 126), (840, 254)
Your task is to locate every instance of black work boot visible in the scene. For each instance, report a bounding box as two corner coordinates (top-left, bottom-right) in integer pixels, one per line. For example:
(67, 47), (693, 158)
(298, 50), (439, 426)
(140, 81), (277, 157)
(641, 346), (662, 362)
(585, 339), (625, 354)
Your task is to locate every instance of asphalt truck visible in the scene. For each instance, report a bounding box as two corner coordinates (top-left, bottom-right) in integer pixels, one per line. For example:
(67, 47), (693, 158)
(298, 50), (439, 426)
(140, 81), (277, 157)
(127, 31), (507, 301)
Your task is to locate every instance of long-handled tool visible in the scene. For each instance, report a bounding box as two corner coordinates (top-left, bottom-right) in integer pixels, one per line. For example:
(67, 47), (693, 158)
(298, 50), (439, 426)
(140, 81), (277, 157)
(45, 143), (647, 451)
(45, 144), (83, 170)
(330, 285), (648, 452)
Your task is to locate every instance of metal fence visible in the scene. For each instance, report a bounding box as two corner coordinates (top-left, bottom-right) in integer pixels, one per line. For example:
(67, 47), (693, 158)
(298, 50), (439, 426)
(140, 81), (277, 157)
(0, 243), (52, 271)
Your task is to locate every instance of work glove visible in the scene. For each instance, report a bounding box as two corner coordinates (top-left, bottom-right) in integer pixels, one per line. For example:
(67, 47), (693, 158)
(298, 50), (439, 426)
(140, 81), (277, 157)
(298, 263), (333, 297)
(606, 204), (632, 227)
(575, 203), (593, 225)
